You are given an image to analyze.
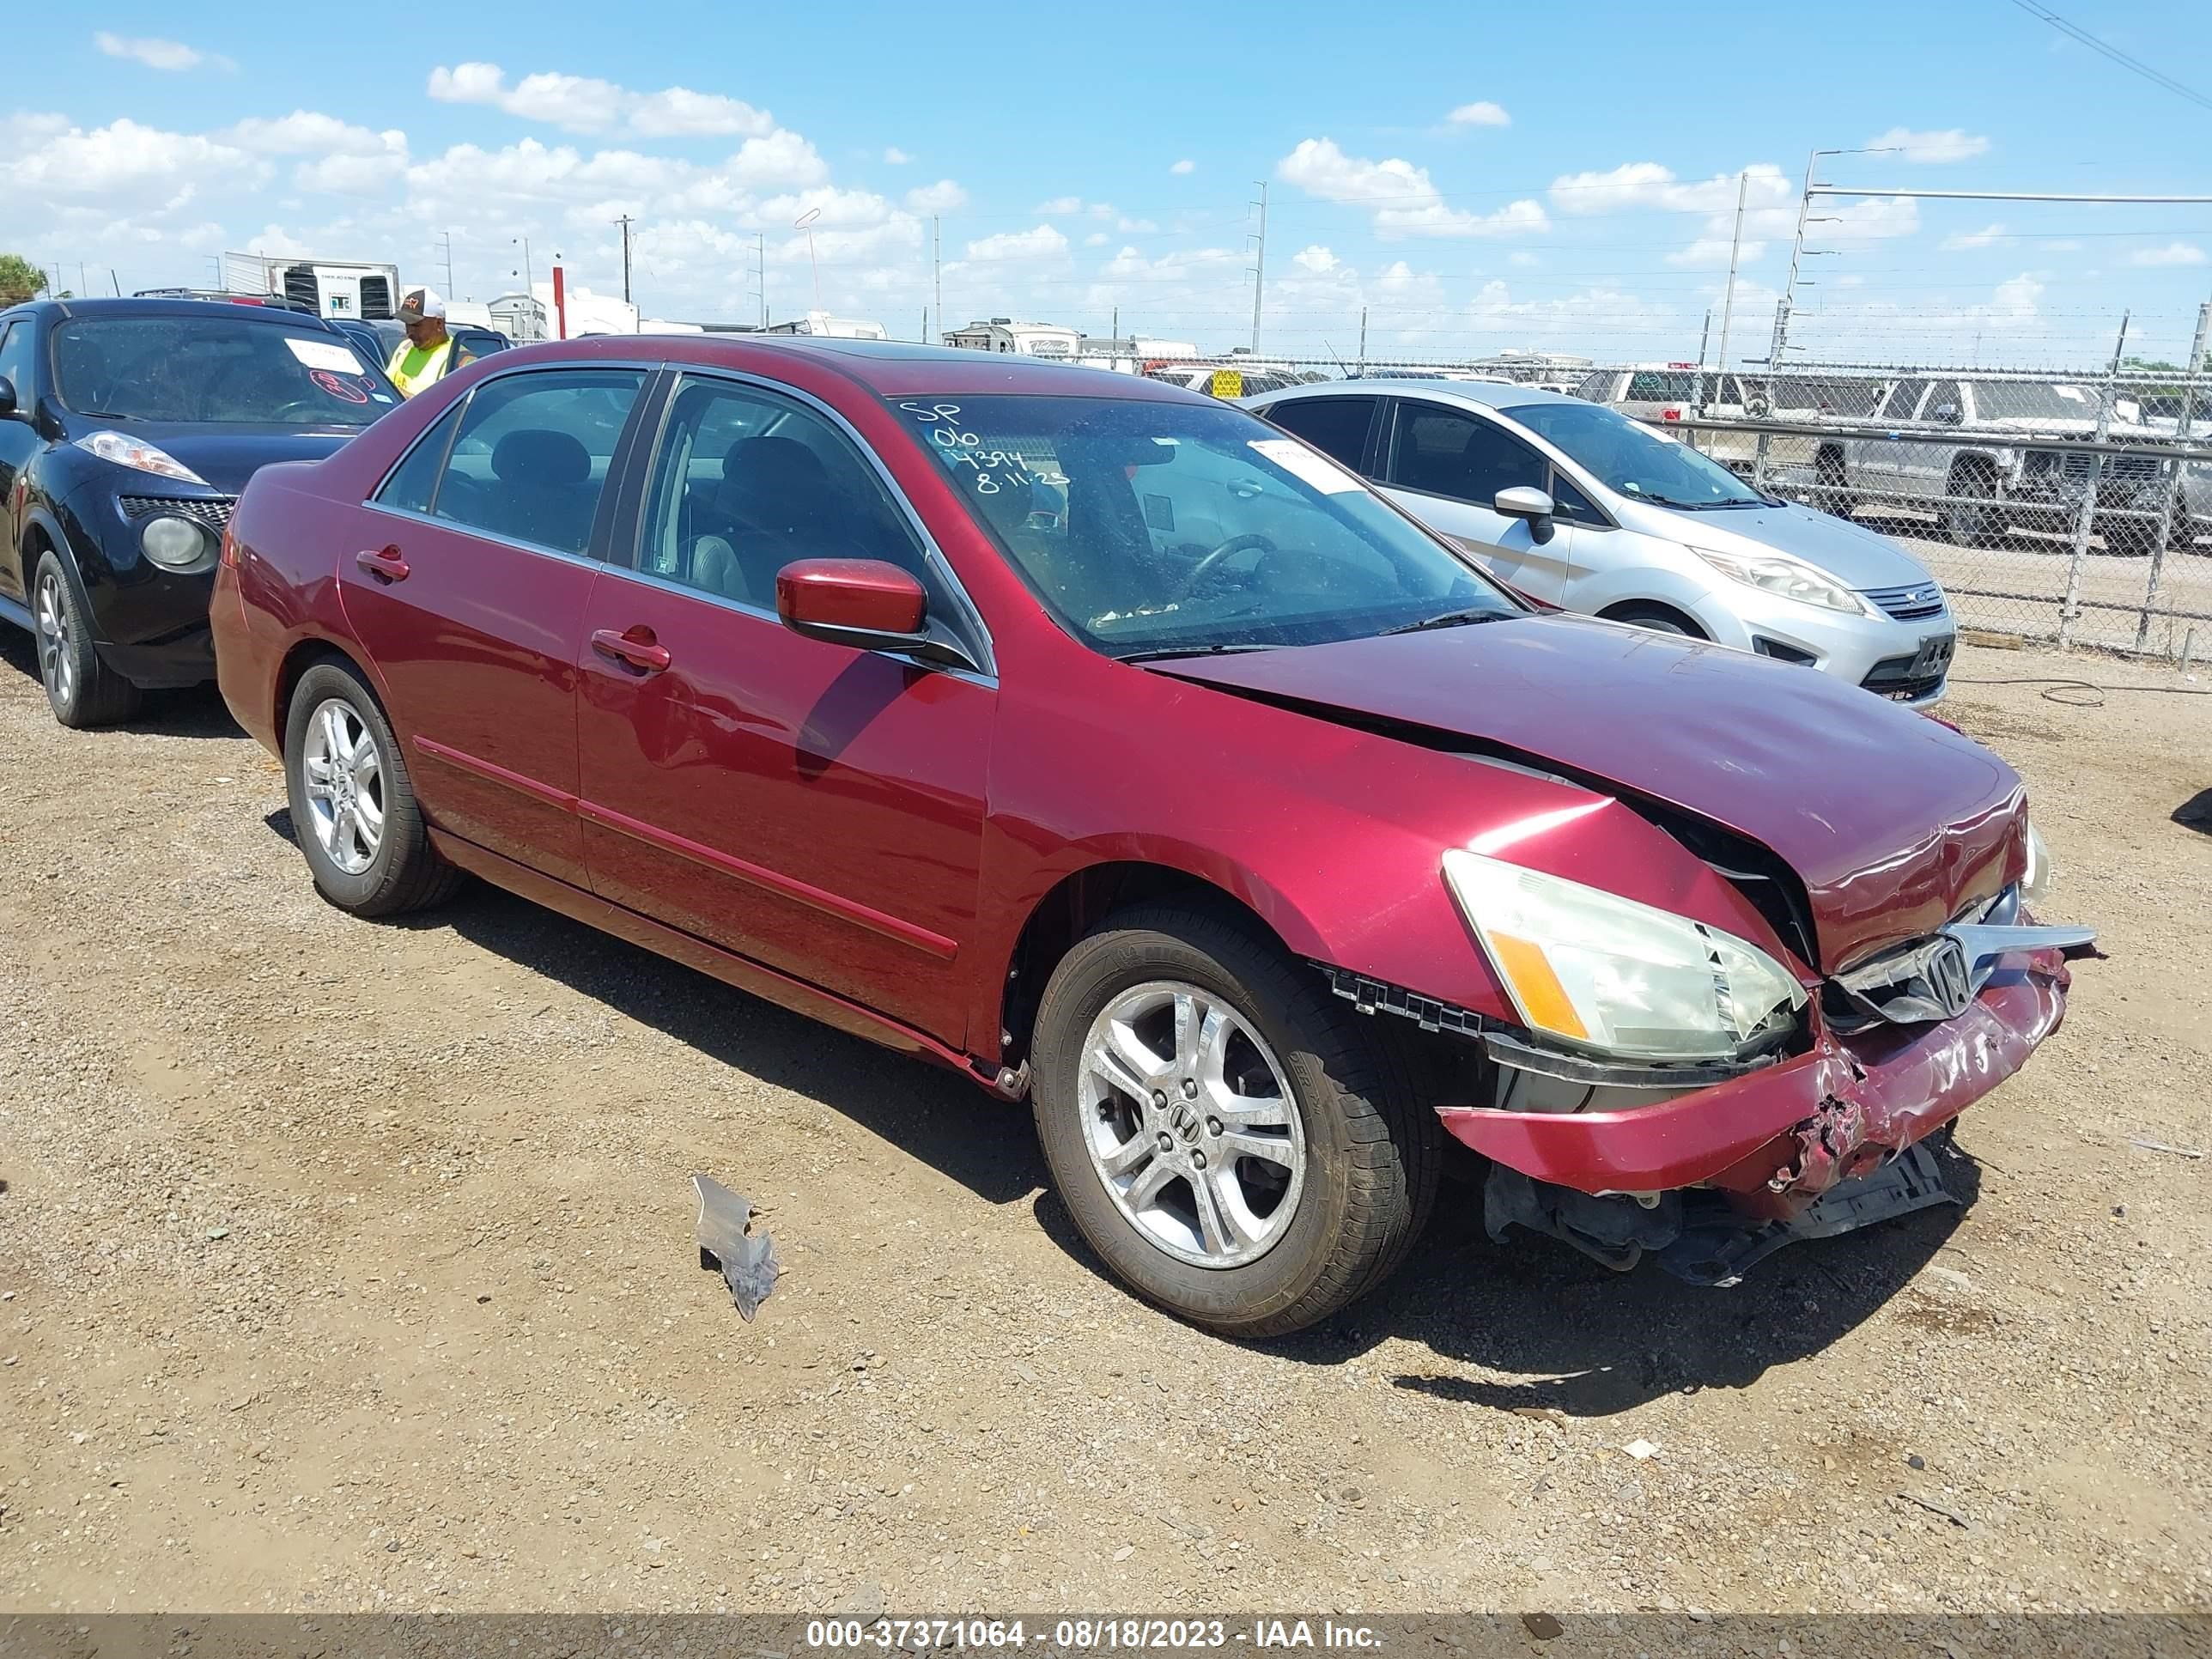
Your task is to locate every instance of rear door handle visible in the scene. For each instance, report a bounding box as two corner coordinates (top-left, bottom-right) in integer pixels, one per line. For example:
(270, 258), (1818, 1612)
(355, 545), (410, 583)
(591, 626), (672, 674)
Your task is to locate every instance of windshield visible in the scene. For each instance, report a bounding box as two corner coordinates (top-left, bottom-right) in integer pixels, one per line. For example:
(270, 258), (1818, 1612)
(890, 393), (1518, 657)
(1501, 399), (1765, 507)
(1972, 382), (2104, 421)
(52, 317), (396, 427)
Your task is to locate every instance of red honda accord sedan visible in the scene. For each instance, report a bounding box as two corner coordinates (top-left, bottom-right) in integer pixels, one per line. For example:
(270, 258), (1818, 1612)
(212, 337), (2094, 1335)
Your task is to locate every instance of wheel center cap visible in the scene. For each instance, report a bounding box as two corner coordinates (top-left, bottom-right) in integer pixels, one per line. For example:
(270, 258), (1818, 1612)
(1166, 1101), (1204, 1146)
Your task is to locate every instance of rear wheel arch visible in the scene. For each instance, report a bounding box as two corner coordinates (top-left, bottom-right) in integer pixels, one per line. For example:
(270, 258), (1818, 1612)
(274, 637), (380, 751)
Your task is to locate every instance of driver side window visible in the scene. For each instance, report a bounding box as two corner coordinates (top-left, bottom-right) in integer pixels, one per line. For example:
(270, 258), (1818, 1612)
(635, 375), (933, 611)
(1388, 404), (1547, 505)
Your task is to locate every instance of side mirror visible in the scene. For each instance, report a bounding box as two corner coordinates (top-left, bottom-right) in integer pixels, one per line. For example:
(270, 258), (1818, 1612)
(775, 557), (975, 670)
(1933, 402), (1962, 425)
(1494, 484), (1558, 545)
(1747, 396), (1772, 418)
(0, 377), (16, 420)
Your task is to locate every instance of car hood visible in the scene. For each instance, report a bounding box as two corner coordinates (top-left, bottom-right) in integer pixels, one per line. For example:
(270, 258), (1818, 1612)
(1637, 499), (1935, 592)
(78, 423), (363, 495)
(1160, 614), (2024, 971)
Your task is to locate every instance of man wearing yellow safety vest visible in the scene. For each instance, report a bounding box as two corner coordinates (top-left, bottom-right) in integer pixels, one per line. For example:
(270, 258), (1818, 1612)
(385, 288), (471, 398)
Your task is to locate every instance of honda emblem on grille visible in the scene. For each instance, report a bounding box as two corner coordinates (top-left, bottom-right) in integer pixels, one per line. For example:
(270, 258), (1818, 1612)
(1926, 937), (1973, 1020)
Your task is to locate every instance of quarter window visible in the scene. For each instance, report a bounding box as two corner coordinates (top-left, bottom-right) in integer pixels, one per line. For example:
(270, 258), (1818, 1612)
(1389, 404), (1547, 504)
(1881, 380), (1932, 421)
(430, 369), (645, 556)
(374, 403), (465, 514)
(1265, 397), (1378, 472)
(0, 322), (31, 400)
(635, 375), (931, 610)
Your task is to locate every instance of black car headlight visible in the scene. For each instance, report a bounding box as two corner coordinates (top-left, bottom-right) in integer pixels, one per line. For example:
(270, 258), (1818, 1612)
(140, 514), (215, 573)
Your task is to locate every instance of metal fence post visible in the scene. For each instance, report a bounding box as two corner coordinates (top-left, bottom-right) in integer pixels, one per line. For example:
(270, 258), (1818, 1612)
(2058, 314), (2130, 648)
(1752, 298), (1788, 489)
(2135, 299), (2211, 653)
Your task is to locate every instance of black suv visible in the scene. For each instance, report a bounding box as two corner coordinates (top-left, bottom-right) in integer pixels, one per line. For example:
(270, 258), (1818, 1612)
(0, 298), (403, 726)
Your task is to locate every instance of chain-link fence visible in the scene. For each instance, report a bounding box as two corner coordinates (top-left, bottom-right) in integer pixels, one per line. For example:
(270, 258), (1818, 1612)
(1149, 354), (2212, 661)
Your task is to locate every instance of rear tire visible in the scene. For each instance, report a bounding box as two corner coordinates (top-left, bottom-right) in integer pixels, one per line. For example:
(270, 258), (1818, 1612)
(2100, 516), (2158, 558)
(283, 659), (462, 917)
(32, 552), (142, 729)
(1030, 901), (1441, 1339)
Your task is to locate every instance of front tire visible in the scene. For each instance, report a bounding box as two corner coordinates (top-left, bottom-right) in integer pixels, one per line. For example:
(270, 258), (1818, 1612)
(1030, 902), (1441, 1338)
(283, 659), (460, 917)
(1942, 465), (2002, 546)
(32, 553), (142, 728)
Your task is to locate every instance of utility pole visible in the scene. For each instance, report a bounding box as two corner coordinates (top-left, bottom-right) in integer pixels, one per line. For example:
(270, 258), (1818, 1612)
(933, 216), (944, 343)
(1710, 171), (1748, 416)
(1357, 307), (1367, 376)
(613, 215), (635, 307)
(757, 233), (767, 329)
(1253, 179), (1270, 352)
(438, 231), (455, 298)
(2137, 296), (2211, 652)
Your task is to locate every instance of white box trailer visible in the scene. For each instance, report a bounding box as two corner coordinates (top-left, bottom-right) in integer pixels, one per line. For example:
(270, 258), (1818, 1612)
(221, 253), (403, 321)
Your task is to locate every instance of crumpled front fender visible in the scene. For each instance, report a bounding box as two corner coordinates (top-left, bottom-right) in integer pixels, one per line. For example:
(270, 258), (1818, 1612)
(1437, 948), (2072, 1217)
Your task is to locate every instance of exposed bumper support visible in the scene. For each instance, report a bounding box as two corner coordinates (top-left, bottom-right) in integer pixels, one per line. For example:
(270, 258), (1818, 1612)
(1437, 946), (2074, 1218)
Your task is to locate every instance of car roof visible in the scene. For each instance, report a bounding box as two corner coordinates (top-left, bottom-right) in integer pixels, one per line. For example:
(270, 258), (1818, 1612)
(9, 296), (343, 329)
(1247, 377), (1573, 412)
(483, 334), (1212, 403)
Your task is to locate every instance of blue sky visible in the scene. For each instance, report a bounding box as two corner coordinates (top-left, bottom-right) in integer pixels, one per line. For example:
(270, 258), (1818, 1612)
(9, 0), (2212, 366)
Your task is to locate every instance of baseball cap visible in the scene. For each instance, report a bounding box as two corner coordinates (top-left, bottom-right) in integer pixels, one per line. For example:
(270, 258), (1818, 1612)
(397, 287), (447, 323)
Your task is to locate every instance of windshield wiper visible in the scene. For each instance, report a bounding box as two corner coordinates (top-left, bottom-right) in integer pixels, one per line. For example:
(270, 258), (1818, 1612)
(1113, 642), (1281, 664)
(1378, 607), (1507, 637)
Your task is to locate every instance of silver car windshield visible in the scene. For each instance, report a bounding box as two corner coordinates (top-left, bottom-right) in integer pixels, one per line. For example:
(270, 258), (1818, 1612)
(1503, 399), (1765, 509)
(890, 393), (1519, 659)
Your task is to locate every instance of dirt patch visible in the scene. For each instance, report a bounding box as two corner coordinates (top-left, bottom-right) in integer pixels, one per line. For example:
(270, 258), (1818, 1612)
(0, 636), (2206, 1614)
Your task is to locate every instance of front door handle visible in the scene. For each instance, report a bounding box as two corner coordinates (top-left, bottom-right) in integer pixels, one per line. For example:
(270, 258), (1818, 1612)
(592, 626), (672, 674)
(355, 545), (410, 583)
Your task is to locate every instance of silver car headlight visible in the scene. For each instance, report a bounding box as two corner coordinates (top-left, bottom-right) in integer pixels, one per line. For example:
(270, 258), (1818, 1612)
(2021, 820), (2053, 907)
(1443, 849), (1808, 1062)
(1688, 544), (1874, 617)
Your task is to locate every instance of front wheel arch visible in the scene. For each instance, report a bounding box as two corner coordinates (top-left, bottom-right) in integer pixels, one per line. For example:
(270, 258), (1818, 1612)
(1598, 599), (1709, 639)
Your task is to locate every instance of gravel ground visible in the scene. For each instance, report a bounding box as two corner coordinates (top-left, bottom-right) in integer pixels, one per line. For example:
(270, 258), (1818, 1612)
(0, 632), (2206, 1618)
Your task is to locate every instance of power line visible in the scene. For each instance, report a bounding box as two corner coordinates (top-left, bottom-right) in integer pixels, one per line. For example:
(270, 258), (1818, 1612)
(2007, 0), (2212, 114)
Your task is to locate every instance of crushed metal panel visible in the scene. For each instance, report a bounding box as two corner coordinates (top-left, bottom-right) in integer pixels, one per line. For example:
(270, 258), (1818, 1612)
(693, 1174), (781, 1321)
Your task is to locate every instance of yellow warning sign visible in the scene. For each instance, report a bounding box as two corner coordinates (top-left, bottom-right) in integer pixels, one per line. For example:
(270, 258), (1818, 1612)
(1208, 368), (1243, 399)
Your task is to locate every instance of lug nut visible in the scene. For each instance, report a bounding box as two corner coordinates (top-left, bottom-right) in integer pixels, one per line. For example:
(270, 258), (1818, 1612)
(1191, 1152), (1207, 1170)
(1206, 1117), (1222, 1137)
(1152, 1091), (1167, 1109)
(1181, 1078), (1199, 1098)
(1157, 1131), (1174, 1153)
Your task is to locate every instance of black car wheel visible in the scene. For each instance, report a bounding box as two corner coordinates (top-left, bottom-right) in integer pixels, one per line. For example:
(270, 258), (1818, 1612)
(283, 659), (462, 917)
(31, 552), (141, 728)
(1030, 900), (1441, 1338)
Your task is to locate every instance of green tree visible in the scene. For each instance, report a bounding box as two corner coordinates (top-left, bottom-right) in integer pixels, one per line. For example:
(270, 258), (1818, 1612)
(0, 254), (50, 307)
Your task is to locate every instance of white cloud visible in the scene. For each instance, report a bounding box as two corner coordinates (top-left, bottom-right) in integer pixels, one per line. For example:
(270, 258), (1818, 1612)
(727, 130), (827, 189)
(964, 224), (1069, 262)
(221, 112), (400, 157)
(1942, 222), (2007, 251)
(1084, 231), (1109, 246)
(1446, 101), (1510, 127)
(3, 116), (258, 201)
(1036, 195), (1083, 215)
(1549, 161), (1792, 216)
(1170, 158), (1194, 174)
(1866, 126), (1990, 164)
(428, 63), (774, 138)
(1278, 138), (1547, 239)
(883, 147), (911, 165)
(1291, 244), (1339, 274)
(2130, 241), (2207, 267)
(903, 179), (967, 213)
(94, 32), (230, 72)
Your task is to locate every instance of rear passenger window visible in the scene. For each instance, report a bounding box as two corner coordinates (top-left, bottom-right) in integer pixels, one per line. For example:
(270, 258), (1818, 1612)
(1265, 397), (1378, 472)
(1881, 380), (1931, 421)
(432, 369), (646, 556)
(1626, 371), (1694, 403)
(1389, 404), (1547, 503)
(374, 403), (465, 514)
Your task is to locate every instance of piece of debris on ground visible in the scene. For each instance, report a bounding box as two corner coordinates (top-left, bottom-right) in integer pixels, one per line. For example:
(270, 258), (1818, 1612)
(693, 1174), (781, 1320)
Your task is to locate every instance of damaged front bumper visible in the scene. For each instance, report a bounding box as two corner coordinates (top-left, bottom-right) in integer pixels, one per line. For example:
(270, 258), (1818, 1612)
(1426, 942), (2081, 1281)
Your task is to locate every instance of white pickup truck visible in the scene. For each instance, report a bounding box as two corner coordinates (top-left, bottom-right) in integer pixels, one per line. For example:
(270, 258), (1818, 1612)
(1819, 375), (2173, 553)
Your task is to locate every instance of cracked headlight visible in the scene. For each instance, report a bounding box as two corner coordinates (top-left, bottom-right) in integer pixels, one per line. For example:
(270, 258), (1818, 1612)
(1688, 544), (1873, 617)
(2021, 820), (2053, 907)
(1443, 849), (1808, 1061)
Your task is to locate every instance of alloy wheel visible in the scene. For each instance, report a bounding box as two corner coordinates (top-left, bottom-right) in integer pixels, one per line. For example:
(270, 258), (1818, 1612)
(301, 697), (386, 876)
(1078, 981), (1307, 1269)
(33, 570), (73, 707)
